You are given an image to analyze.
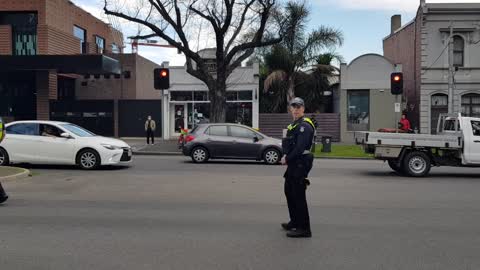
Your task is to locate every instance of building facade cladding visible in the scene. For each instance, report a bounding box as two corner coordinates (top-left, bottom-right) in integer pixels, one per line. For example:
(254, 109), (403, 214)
(0, 0), (123, 121)
(74, 54), (161, 137)
(383, 2), (480, 134)
(0, 25), (12, 54)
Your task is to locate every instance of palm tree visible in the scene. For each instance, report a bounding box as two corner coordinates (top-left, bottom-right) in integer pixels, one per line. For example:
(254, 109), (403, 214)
(298, 52), (343, 112)
(263, 1), (343, 112)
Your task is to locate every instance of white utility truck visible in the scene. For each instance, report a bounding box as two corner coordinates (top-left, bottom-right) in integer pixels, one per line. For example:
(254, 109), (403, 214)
(355, 114), (480, 177)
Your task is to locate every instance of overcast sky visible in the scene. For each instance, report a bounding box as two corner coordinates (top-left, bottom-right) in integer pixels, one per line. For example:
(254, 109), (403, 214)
(72, 0), (480, 66)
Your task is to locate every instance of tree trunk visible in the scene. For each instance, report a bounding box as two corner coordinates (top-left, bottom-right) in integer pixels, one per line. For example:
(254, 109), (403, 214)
(209, 72), (227, 123)
(286, 75), (295, 109)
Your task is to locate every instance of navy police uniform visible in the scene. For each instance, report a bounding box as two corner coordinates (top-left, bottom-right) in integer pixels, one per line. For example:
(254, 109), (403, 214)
(282, 102), (315, 237)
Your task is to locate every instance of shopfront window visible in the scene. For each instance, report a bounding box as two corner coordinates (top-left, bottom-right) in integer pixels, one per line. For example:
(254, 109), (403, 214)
(171, 91), (208, 101)
(347, 90), (369, 131)
(227, 91), (253, 101)
(187, 103), (210, 130)
(227, 102), (252, 127)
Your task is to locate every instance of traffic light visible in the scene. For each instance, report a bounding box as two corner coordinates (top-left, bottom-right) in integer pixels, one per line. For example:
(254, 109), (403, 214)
(154, 68), (170, 90)
(391, 72), (403, 95)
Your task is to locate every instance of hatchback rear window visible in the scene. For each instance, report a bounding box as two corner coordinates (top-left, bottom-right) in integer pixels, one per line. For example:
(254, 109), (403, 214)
(189, 125), (200, 134)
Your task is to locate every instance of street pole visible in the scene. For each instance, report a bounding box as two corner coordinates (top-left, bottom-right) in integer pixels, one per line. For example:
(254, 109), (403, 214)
(192, 89), (195, 130)
(395, 94), (399, 133)
(448, 22), (454, 114)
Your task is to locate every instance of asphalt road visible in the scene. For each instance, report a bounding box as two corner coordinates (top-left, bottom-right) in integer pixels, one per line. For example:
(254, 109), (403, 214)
(2, 156), (480, 270)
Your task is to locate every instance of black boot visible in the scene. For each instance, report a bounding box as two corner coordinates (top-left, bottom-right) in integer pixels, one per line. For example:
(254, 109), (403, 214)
(0, 182), (8, 204)
(281, 222), (295, 231)
(286, 228), (311, 238)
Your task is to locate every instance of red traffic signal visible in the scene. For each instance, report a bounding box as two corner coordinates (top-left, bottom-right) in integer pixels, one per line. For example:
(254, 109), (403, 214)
(154, 68), (170, 90)
(391, 72), (403, 95)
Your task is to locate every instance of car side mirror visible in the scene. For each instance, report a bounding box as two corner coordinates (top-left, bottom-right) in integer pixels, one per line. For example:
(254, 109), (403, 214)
(60, 133), (73, 139)
(253, 136), (259, 143)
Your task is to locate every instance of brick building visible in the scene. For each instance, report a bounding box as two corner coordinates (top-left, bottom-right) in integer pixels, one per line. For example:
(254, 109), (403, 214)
(0, 0), (261, 139)
(384, 0), (480, 134)
(0, 0), (122, 131)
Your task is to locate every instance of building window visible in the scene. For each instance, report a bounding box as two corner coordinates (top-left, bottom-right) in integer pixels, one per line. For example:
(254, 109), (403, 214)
(347, 90), (369, 131)
(431, 94), (448, 134)
(111, 43), (120, 54)
(227, 91), (253, 101)
(0, 12), (38, 55)
(95, 35), (105, 53)
(171, 91), (209, 102)
(74, 25), (86, 54)
(453, 36), (464, 67)
(462, 94), (480, 118)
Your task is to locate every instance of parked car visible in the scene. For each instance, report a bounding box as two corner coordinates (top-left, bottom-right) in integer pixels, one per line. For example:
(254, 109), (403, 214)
(182, 123), (283, 164)
(0, 121), (132, 169)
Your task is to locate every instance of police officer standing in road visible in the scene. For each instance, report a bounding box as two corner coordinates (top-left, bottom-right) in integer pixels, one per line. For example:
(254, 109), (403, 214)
(281, 97), (315, 238)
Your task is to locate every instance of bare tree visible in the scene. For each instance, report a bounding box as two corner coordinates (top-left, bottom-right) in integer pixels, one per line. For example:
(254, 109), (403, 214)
(104, 0), (282, 122)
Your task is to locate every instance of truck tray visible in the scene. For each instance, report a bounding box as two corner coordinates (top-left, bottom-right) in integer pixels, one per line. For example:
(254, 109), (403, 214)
(354, 131), (463, 149)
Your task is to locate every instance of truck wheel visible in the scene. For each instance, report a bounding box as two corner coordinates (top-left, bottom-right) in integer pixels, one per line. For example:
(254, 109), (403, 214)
(403, 151), (431, 177)
(387, 160), (404, 174)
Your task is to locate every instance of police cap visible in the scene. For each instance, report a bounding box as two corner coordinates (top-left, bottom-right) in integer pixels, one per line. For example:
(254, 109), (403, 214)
(289, 97), (305, 107)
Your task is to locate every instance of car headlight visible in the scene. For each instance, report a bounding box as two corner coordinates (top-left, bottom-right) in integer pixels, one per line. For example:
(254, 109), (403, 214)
(102, 144), (122, 150)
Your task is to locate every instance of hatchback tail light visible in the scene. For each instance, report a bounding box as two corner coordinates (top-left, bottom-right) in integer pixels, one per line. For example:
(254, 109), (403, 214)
(185, 135), (196, 142)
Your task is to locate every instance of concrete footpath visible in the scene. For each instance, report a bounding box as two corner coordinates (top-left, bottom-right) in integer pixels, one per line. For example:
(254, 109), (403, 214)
(123, 138), (182, 156)
(0, 166), (31, 182)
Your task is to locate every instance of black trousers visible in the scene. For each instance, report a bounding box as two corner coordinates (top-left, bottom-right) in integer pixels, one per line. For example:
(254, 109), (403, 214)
(146, 129), (154, 144)
(0, 181), (7, 203)
(284, 154), (313, 231)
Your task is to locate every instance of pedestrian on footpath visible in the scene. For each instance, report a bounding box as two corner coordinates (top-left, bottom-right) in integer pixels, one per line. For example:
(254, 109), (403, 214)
(145, 115), (156, 145)
(281, 97), (315, 238)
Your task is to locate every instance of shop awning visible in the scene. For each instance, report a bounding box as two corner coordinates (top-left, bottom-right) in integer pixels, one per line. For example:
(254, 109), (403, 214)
(0, 55), (121, 75)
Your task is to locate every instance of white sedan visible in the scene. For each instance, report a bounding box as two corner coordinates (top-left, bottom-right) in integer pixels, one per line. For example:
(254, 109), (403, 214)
(0, 121), (132, 169)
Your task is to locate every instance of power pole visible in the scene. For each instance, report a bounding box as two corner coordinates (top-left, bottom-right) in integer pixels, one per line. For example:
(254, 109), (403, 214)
(448, 22), (454, 114)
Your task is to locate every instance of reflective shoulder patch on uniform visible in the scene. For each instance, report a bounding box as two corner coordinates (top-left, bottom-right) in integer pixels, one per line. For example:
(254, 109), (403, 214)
(300, 126), (305, 132)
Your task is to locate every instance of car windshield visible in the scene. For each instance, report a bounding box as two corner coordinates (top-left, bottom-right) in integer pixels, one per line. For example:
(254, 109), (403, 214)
(60, 124), (96, 137)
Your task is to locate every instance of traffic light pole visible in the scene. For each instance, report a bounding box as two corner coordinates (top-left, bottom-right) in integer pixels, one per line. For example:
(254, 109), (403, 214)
(395, 94), (399, 133)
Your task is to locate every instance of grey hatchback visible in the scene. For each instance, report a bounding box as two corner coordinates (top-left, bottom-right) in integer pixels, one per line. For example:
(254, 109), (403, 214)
(182, 123), (283, 164)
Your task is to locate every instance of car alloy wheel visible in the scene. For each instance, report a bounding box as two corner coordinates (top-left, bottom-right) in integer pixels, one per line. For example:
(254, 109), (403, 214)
(0, 148), (8, 166)
(264, 149), (280, 164)
(80, 152), (97, 169)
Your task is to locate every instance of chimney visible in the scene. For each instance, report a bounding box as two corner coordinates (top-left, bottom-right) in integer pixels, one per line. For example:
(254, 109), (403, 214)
(391, 15), (402, 34)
